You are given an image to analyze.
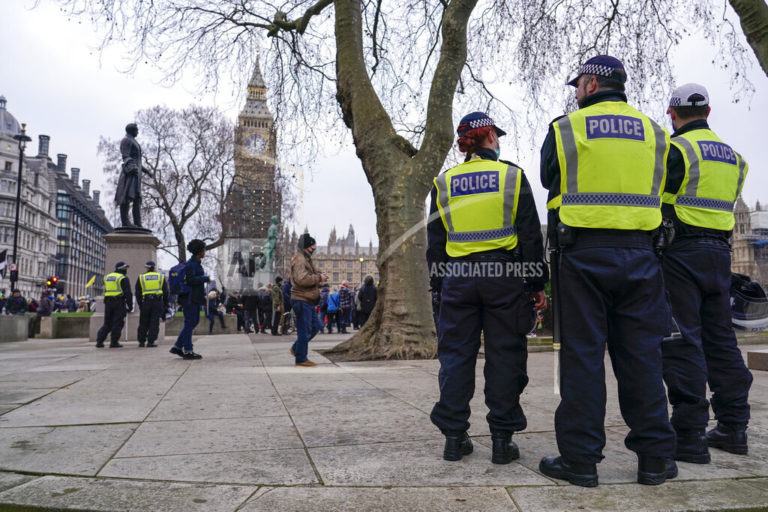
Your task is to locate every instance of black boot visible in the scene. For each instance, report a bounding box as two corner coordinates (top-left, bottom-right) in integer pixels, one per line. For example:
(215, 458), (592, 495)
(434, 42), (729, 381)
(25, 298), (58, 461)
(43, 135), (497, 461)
(637, 455), (677, 485)
(491, 430), (520, 464)
(706, 423), (748, 455)
(442, 432), (473, 461)
(109, 342), (124, 348)
(675, 429), (710, 464)
(119, 203), (134, 228)
(539, 455), (598, 487)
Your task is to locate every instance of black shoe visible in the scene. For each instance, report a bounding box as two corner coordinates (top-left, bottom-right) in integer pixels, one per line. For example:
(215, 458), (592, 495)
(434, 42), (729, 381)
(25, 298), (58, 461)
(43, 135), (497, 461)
(491, 431), (520, 464)
(675, 429), (711, 464)
(443, 432), (473, 461)
(138, 342), (145, 347)
(169, 346), (184, 357)
(637, 456), (678, 485)
(539, 456), (598, 487)
(183, 352), (203, 360)
(109, 343), (123, 348)
(706, 423), (748, 455)
(146, 342), (158, 348)
(96, 342), (104, 348)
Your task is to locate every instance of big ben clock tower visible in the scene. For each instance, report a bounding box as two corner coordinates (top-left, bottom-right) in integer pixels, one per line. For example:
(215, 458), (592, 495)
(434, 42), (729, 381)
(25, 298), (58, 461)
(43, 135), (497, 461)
(218, 58), (281, 292)
(222, 58), (281, 239)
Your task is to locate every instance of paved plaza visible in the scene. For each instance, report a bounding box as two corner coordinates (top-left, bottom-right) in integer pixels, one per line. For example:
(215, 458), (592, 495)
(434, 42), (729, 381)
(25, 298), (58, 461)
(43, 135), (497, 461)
(0, 332), (766, 511)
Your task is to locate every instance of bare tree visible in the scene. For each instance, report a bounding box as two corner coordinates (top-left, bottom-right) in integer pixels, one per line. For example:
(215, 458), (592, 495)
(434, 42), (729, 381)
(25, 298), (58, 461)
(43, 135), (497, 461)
(65, 0), (760, 359)
(99, 105), (236, 262)
(728, 0), (768, 76)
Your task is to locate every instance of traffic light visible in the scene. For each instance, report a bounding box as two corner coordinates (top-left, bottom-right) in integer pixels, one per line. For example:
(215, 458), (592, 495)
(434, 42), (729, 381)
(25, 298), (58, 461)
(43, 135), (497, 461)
(45, 276), (59, 288)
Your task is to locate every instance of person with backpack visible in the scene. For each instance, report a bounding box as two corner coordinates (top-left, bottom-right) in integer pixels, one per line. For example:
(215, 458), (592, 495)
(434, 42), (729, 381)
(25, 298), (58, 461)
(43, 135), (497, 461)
(271, 278), (284, 336)
(169, 239), (209, 360)
(326, 288), (340, 334)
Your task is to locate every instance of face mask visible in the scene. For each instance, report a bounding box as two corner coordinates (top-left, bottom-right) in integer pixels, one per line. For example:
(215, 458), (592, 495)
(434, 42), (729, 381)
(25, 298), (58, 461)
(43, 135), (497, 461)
(494, 148), (501, 159)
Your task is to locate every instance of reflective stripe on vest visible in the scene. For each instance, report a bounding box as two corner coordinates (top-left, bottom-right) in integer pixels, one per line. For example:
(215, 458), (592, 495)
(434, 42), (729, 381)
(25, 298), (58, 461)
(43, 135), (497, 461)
(139, 272), (164, 296)
(434, 159), (521, 258)
(662, 129), (748, 231)
(553, 102), (668, 230)
(103, 272), (125, 297)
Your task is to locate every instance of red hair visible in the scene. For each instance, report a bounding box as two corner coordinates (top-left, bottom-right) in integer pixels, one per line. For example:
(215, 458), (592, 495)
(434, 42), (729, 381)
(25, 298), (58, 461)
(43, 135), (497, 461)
(457, 125), (493, 154)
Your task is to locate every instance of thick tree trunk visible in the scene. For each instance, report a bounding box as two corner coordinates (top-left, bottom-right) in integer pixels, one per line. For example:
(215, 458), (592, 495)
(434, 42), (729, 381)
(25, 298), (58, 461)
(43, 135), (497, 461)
(331, 161), (436, 359)
(729, 0), (768, 76)
(328, 0), (477, 359)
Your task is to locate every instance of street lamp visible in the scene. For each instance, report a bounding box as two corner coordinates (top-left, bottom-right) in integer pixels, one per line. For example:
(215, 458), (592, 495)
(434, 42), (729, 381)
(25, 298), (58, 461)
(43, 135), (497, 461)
(359, 256), (364, 287)
(11, 124), (31, 292)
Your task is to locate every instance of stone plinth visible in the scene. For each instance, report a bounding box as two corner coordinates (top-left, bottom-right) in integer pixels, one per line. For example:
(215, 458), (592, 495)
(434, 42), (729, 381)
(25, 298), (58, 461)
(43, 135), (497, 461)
(0, 315), (29, 342)
(89, 232), (166, 342)
(748, 349), (768, 371)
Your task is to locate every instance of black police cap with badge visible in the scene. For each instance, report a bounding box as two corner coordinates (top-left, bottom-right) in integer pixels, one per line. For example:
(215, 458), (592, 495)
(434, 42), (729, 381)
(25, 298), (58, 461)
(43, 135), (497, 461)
(567, 55), (627, 87)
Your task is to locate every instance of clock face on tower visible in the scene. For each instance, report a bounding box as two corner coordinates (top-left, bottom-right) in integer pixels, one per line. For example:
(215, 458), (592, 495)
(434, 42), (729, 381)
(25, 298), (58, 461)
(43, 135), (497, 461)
(244, 134), (267, 156)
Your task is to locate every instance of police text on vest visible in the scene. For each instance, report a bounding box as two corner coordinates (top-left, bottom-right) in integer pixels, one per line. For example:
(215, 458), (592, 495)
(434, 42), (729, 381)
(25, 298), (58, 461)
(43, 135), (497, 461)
(585, 115), (645, 141)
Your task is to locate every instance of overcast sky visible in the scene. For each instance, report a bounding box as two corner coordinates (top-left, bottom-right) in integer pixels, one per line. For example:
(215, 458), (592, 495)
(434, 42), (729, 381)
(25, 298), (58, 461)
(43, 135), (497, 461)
(1, 0), (767, 252)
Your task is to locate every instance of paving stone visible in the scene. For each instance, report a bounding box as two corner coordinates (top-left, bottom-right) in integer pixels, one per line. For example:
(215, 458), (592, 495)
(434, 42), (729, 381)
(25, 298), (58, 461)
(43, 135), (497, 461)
(293, 406), (437, 447)
(241, 486), (516, 512)
(0, 388), (57, 404)
(0, 396), (161, 427)
(147, 393), (286, 421)
(309, 439), (553, 486)
(101, 448), (317, 485)
(0, 472), (37, 493)
(742, 477), (768, 492)
(0, 424), (137, 475)
(508, 479), (768, 512)
(117, 416), (302, 457)
(0, 475), (256, 512)
(0, 405), (18, 416)
(0, 370), (98, 388)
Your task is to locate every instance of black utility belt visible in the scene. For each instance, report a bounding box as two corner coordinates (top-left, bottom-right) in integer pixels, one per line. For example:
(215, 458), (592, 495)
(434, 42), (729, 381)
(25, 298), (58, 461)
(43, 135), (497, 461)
(142, 294), (164, 300)
(452, 251), (520, 263)
(104, 296), (126, 302)
(557, 223), (653, 249)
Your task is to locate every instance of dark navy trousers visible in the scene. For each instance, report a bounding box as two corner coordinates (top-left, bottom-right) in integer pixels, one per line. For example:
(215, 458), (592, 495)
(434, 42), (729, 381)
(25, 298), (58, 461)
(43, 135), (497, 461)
(662, 237), (752, 431)
(555, 234), (675, 464)
(430, 272), (530, 434)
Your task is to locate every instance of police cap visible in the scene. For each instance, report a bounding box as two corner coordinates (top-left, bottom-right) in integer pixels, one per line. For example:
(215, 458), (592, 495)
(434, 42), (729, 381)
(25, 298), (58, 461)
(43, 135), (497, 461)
(457, 112), (506, 137)
(115, 261), (129, 271)
(567, 55), (627, 87)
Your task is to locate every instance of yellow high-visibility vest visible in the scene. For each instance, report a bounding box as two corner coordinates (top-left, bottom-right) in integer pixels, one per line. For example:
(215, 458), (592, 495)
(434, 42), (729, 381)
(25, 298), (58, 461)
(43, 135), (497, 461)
(103, 272), (125, 297)
(662, 129), (748, 231)
(139, 272), (164, 296)
(434, 159), (522, 258)
(550, 101), (669, 230)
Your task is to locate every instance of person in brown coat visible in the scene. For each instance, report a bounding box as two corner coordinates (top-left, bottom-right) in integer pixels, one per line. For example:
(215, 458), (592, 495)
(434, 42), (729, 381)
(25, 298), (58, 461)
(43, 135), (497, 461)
(289, 233), (327, 367)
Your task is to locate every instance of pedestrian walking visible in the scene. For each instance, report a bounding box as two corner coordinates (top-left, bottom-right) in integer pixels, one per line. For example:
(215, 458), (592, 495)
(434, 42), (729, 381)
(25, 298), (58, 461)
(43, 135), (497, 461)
(169, 239), (209, 360)
(281, 279), (292, 334)
(271, 277), (284, 335)
(539, 55), (676, 487)
(660, 83), (753, 461)
(327, 288), (340, 333)
(289, 233), (326, 367)
(96, 261), (133, 348)
(258, 285), (273, 333)
(338, 281), (352, 334)
(427, 111), (548, 464)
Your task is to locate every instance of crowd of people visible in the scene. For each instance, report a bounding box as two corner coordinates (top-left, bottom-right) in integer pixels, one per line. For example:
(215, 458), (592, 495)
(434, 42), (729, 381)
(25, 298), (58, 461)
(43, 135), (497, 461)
(0, 290), (95, 316)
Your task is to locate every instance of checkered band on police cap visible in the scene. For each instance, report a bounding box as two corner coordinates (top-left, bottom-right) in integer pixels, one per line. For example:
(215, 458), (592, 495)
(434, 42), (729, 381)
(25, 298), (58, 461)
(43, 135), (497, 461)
(457, 112), (507, 137)
(669, 83), (709, 107)
(567, 55), (626, 87)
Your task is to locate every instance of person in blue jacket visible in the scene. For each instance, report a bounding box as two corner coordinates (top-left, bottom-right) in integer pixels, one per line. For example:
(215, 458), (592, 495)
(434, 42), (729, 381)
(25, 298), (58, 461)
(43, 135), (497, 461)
(170, 239), (209, 360)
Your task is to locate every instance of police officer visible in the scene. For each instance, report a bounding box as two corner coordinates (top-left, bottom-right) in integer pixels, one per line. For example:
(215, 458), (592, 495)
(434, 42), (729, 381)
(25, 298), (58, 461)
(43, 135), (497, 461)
(426, 112), (548, 464)
(96, 261), (133, 348)
(136, 260), (169, 348)
(661, 83), (753, 461)
(539, 55), (676, 486)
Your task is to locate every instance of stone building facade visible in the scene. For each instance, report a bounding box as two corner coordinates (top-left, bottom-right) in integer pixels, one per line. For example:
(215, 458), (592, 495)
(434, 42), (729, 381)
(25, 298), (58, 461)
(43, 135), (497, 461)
(0, 96), (58, 299)
(731, 196), (768, 288)
(0, 94), (112, 300)
(304, 226), (379, 290)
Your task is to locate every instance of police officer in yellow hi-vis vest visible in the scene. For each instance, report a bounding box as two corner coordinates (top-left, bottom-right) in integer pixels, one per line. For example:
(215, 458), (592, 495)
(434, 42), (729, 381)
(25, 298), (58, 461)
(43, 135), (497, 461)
(660, 83), (753, 463)
(426, 112), (548, 465)
(135, 260), (169, 348)
(539, 55), (676, 487)
(96, 261), (133, 348)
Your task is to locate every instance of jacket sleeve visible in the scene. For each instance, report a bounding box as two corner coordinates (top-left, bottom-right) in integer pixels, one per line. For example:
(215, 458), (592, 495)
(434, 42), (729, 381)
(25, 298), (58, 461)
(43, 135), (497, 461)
(122, 278), (134, 309)
(135, 278), (143, 307)
(515, 172), (549, 292)
(291, 259), (321, 287)
(162, 278), (170, 308)
(185, 261), (208, 285)
(540, 119), (564, 207)
(426, 186), (448, 290)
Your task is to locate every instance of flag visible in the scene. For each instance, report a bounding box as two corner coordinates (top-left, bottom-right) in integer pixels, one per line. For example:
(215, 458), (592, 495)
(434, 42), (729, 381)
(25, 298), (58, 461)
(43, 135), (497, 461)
(0, 250), (6, 280)
(85, 275), (96, 288)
